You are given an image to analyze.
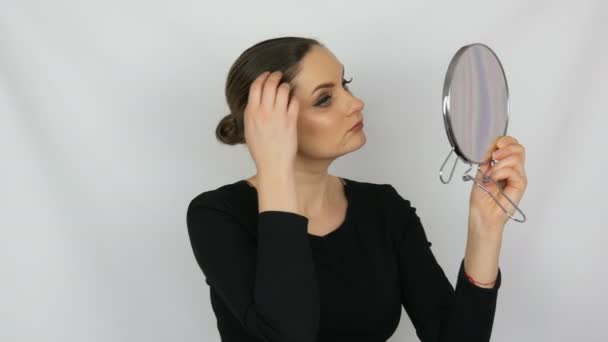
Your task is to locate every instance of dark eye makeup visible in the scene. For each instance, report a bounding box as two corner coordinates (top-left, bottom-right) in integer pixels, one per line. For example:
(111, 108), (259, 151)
(315, 77), (353, 107)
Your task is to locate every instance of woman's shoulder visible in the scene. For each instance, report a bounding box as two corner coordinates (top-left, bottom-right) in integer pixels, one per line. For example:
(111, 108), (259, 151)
(187, 179), (251, 213)
(186, 177), (411, 217)
(346, 177), (407, 204)
(344, 178), (417, 225)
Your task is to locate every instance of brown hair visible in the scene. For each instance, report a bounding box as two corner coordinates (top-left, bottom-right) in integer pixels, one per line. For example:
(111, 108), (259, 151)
(215, 36), (324, 145)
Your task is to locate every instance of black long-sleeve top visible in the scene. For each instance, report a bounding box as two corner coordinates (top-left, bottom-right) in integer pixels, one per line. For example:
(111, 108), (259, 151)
(186, 177), (501, 342)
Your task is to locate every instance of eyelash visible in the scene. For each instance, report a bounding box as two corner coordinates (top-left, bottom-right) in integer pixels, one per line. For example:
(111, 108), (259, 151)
(315, 77), (353, 107)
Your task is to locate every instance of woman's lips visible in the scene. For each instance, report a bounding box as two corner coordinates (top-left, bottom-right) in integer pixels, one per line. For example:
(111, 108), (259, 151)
(349, 120), (364, 131)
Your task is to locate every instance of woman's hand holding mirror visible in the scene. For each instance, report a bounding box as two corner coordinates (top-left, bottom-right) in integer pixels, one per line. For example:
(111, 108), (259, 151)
(469, 135), (528, 234)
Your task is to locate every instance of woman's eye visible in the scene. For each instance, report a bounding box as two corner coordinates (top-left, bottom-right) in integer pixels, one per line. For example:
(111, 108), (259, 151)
(315, 77), (354, 107)
(316, 95), (330, 106)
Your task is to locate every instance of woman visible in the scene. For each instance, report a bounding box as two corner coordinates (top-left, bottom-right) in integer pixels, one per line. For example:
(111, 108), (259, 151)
(187, 36), (527, 342)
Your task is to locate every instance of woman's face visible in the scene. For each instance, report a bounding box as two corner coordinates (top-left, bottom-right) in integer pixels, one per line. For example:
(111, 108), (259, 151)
(291, 45), (366, 160)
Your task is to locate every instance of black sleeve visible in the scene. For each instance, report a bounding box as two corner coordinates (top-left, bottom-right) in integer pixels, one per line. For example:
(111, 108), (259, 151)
(384, 184), (501, 342)
(186, 196), (320, 342)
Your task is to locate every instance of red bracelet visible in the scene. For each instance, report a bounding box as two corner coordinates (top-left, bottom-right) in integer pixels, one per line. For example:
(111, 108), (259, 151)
(464, 270), (496, 286)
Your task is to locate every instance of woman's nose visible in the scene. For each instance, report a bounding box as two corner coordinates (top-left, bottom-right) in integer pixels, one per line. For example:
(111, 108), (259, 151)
(350, 96), (365, 114)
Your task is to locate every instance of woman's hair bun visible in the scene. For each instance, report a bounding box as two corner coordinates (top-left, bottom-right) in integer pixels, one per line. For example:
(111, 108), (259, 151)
(215, 113), (243, 145)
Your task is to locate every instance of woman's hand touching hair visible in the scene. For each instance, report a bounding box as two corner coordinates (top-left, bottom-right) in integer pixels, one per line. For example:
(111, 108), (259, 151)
(244, 70), (300, 176)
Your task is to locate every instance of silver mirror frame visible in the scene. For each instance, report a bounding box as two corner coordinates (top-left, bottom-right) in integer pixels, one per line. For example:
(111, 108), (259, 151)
(439, 43), (526, 223)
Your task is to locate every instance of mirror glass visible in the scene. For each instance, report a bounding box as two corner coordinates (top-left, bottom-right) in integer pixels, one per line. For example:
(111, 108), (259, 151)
(442, 43), (509, 165)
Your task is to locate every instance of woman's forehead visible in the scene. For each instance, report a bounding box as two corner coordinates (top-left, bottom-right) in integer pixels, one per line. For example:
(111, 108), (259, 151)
(293, 47), (344, 97)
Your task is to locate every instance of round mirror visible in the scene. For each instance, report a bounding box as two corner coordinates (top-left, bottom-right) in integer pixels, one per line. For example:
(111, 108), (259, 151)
(442, 43), (509, 164)
(439, 43), (526, 223)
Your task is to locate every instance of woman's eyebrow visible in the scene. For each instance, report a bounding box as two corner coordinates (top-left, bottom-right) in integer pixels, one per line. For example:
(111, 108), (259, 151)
(310, 65), (345, 96)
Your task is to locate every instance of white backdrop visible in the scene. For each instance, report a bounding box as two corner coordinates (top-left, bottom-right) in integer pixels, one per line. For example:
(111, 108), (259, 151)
(2, 1), (606, 341)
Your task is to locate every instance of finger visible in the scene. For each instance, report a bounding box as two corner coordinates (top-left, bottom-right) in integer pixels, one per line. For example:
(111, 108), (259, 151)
(479, 135), (506, 175)
(487, 165), (526, 187)
(485, 136), (503, 157)
(275, 82), (291, 113)
(262, 71), (284, 111)
(287, 96), (300, 122)
(493, 143), (526, 163)
(488, 154), (525, 176)
(248, 71), (271, 108)
(496, 135), (519, 149)
(477, 161), (493, 180)
(485, 135), (518, 162)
